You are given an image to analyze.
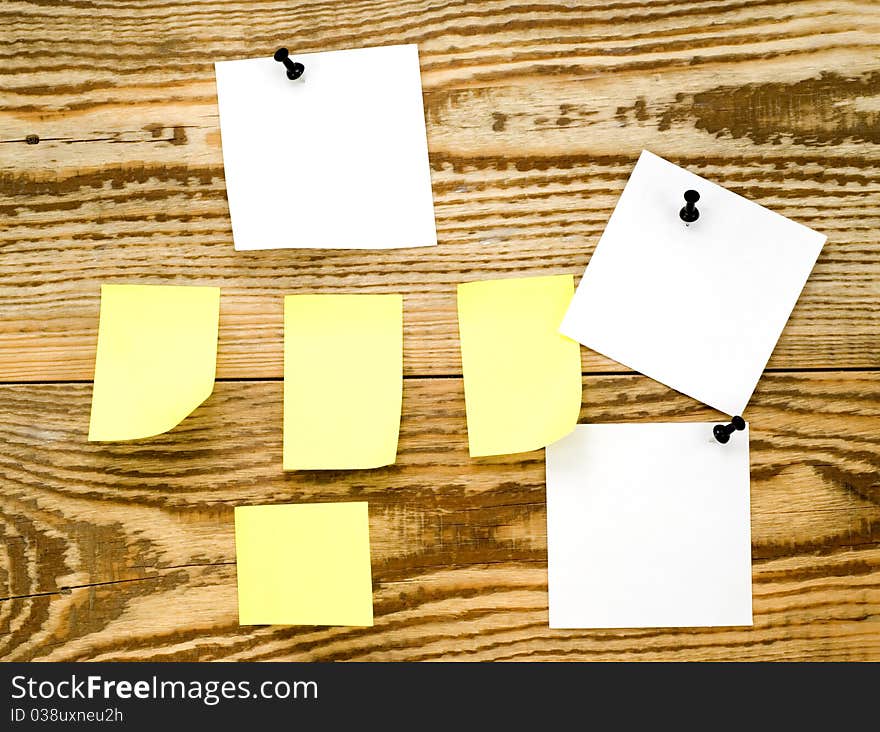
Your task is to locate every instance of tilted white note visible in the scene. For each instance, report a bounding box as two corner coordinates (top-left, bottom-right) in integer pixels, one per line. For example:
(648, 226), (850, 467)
(560, 150), (826, 416)
(214, 44), (437, 250)
(546, 423), (753, 629)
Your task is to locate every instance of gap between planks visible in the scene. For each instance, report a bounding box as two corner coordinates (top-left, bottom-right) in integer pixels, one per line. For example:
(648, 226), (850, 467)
(0, 365), (878, 387)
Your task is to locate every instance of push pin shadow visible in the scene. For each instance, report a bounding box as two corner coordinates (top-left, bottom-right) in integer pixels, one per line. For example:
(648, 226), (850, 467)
(713, 416), (745, 444)
(274, 47), (304, 80)
(679, 189), (700, 224)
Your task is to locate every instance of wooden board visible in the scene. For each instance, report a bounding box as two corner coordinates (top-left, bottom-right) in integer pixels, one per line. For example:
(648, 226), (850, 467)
(2, 0), (879, 381)
(1, 373), (878, 661)
(0, 0), (878, 660)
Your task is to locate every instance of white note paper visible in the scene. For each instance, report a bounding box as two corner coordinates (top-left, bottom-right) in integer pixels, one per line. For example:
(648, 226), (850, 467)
(560, 150), (826, 416)
(214, 44), (437, 250)
(546, 423), (753, 629)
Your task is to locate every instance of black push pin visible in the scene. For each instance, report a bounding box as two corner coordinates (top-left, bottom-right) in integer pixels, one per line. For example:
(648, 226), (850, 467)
(679, 189), (700, 224)
(274, 47), (304, 80)
(713, 416), (745, 444)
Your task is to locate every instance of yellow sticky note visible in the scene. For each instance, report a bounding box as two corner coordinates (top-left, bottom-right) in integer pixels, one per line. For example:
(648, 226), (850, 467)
(88, 284), (220, 441)
(284, 294), (402, 470)
(457, 275), (582, 457)
(234, 502), (374, 626)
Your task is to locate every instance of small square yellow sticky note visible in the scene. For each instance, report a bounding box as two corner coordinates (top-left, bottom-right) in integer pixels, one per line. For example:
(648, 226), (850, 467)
(457, 274), (582, 457)
(88, 284), (220, 441)
(284, 294), (402, 470)
(234, 502), (374, 627)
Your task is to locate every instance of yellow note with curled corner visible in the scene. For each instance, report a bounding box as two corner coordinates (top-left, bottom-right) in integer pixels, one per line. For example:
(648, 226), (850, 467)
(88, 284), (220, 441)
(457, 275), (582, 457)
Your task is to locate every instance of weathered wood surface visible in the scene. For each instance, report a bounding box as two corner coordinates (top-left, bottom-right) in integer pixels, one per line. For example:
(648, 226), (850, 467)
(1, 374), (878, 661)
(0, 0), (878, 660)
(1, 0), (879, 379)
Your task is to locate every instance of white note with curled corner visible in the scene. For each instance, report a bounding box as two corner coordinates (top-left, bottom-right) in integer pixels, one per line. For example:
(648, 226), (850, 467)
(214, 44), (437, 250)
(560, 150), (826, 416)
(546, 422), (753, 629)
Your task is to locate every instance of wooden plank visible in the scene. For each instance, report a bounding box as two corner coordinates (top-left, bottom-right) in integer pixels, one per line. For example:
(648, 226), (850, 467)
(1, 372), (878, 660)
(1, 0), (879, 380)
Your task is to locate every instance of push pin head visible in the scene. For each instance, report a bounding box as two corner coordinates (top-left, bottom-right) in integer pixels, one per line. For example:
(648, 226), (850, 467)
(679, 189), (700, 224)
(274, 47), (305, 80)
(713, 415), (745, 444)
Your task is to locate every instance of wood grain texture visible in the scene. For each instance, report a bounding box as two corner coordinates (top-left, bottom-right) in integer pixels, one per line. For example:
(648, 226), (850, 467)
(1, 373), (879, 661)
(1, 0), (879, 379)
(0, 0), (878, 661)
